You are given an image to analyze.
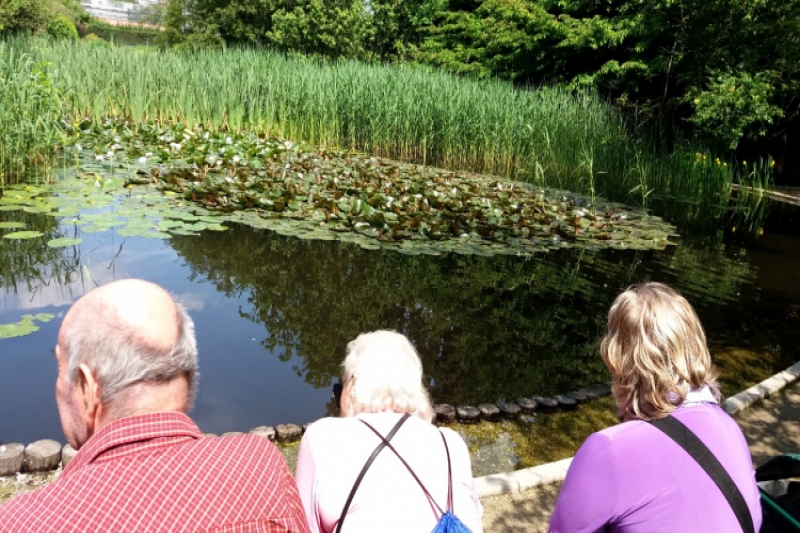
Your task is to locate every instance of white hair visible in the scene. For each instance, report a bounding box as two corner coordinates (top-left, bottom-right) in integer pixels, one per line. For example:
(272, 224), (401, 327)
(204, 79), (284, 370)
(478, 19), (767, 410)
(342, 330), (434, 422)
(64, 297), (199, 413)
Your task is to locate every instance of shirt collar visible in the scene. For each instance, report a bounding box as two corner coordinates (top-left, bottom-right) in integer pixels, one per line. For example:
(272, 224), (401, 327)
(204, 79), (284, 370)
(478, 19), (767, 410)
(64, 412), (202, 475)
(679, 385), (718, 407)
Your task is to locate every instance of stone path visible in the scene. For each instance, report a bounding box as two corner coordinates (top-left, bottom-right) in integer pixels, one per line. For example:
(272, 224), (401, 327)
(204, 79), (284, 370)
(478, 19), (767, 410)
(480, 380), (800, 532)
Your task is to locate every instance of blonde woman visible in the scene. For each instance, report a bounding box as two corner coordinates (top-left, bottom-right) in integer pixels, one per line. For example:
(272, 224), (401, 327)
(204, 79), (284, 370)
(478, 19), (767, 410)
(295, 330), (483, 533)
(550, 283), (761, 532)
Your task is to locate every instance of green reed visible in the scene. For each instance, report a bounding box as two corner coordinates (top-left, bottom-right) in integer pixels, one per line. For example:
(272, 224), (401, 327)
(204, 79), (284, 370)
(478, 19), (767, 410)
(0, 42), (63, 186)
(5, 38), (742, 203)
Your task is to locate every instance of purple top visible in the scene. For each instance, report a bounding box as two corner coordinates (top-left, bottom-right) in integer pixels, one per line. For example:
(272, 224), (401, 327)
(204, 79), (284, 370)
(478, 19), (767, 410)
(549, 404), (762, 532)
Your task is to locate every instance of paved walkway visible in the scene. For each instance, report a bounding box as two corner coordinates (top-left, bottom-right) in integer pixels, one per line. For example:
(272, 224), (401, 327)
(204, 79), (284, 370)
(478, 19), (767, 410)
(480, 380), (800, 532)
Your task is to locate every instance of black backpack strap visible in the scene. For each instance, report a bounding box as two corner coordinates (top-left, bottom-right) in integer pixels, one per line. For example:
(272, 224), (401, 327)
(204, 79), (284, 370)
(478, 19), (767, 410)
(335, 413), (411, 533)
(359, 418), (445, 518)
(649, 415), (755, 533)
(440, 431), (454, 514)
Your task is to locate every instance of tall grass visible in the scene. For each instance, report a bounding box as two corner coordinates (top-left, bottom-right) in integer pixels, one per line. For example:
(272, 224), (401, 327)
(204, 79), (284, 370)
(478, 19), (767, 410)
(6, 37), (744, 203)
(0, 42), (63, 186)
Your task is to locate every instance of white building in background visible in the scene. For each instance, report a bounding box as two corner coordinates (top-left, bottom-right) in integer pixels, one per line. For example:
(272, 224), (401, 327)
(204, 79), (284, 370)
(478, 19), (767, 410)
(81, 0), (159, 24)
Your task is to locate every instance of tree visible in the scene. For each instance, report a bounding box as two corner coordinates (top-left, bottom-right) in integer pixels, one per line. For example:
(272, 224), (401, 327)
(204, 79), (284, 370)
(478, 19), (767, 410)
(418, 0), (800, 152)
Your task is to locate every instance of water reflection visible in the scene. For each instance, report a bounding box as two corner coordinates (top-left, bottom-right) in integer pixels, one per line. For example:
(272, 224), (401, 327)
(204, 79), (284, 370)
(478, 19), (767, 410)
(2, 190), (800, 448)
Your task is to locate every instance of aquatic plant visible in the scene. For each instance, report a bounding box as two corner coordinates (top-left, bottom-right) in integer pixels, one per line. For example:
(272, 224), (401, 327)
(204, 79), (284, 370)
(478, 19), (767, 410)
(1, 37), (743, 204)
(0, 313), (55, 339)
(0, 43), (63, 185)
(68, 117), (678, 256)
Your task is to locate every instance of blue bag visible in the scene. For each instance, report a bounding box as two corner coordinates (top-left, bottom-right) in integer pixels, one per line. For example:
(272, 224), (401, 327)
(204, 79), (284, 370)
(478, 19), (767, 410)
(431, 510), (472, 533)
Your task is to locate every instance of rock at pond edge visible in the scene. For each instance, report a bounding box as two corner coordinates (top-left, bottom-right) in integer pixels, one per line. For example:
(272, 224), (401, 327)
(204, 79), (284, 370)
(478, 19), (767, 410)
(517, 398), (538, 413)
(555, 395), (578, 411)
(434, 404), (456, 423)
(24, 439), (61, 472)
(497, 402), (522, 419)
(577, 388), (601, 400)
(478, 403), (501, 421)
(61, 444), (77, 469)
(532, 396), (558, 412)
(250, 426), (276, 441)
(0, 443), (24, 476)
(276, 423), (302, 442)
(456, 406), (480, 424)
(566, 391), (589, 404)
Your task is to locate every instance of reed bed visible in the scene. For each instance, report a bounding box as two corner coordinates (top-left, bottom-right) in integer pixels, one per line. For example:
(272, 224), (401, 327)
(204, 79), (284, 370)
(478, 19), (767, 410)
(0, 42), (63, 186)
(5, 38), (737, 203)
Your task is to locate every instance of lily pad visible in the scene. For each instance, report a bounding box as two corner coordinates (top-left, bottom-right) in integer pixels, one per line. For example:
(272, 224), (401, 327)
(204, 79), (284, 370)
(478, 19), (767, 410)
(80, 225), (109, 233)
(0, 222), (26, 229)
(46, 237), (83, 248)
(0, 313), (55, 340)
(3, 231), (44, 240)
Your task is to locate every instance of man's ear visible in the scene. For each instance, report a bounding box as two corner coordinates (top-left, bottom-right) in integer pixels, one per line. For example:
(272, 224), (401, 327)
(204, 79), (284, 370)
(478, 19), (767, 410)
(76, 363), (102, 433)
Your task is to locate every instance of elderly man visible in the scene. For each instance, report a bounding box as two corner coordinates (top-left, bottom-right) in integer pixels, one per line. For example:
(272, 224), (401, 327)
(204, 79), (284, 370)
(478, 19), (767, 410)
(0, 279), (309, 532)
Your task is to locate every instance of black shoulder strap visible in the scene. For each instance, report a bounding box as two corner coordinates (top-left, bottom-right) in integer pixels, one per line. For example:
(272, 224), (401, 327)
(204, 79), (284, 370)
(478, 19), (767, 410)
(439, 431), (454, 514)
(649, 415), (755, 533)
(335, 414), (411, 533)
(359, 418), (445, 518)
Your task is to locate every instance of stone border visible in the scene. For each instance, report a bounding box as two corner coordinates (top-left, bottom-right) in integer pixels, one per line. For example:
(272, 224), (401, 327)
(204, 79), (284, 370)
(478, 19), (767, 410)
(721, 359), (800, 415)
(473, 360), (800, 497)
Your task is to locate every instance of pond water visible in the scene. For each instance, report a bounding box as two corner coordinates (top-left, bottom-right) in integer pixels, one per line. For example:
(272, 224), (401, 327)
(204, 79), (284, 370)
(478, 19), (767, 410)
(2, 187), (800, 474)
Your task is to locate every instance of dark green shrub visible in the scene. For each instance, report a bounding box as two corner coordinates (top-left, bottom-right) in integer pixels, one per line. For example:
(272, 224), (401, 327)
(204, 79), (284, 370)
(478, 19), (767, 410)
(0, 0), (49, 35)
(46, 14), (78, 40)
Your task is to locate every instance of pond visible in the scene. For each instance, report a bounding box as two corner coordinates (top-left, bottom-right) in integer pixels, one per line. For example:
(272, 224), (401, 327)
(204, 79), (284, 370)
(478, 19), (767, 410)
(2, 179), (800, 476)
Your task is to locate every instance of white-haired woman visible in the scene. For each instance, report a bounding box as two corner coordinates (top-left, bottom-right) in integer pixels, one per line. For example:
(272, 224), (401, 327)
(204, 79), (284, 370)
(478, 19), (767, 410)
(295, 330), (483, 533)
(549, 283), (761, 532)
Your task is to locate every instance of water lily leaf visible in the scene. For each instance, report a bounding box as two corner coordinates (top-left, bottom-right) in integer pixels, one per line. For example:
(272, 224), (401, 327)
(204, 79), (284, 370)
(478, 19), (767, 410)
(3, 231), (44, 240)
(23, 206), (53, 214)
(164, 212), (200, 222)
(47, 238), (83, 248)
(203, 223), (228, 231)
(0, 222), (26, 229)
(81, 225), (109, 233)
(0, 205), (23, 211)
(0, 318), (39, 339)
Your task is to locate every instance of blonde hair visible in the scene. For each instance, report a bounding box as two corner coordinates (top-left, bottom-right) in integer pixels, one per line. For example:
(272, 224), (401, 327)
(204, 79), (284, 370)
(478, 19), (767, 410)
(600, 283), (720, 421)
(342, 330), (434, 422)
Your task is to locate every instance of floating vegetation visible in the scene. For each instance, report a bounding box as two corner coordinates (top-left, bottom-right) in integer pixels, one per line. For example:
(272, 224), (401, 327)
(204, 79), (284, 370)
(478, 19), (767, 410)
(3, 231), (44, 240)
(0, 174), (230, 242)
(46, 237), (82, 248)
(0, 313), (55, 340)
(66, 117), (679, 257)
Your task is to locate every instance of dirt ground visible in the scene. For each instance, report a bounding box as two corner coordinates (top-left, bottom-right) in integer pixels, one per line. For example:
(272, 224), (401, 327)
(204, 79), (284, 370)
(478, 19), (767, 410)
(480, 380), (800, 532)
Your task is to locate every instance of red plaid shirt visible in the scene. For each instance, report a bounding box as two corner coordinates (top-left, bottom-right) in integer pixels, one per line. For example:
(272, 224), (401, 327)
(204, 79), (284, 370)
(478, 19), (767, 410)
(0, 412), (310, 532)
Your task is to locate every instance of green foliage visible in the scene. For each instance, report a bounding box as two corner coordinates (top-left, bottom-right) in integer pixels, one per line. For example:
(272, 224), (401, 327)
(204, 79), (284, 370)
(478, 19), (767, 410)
(84, 21), (162, 46)
(418, 0), (800, 153)
(688, 72), (783, 150)
(2, 37), (745, 201)
(267, 0), (370, 58)
(0, 0), (86, 36)
(46, 14), (78, 40)
(164, 0), (445, 58)
(0, 0), (49, 35)
(0, 42), (63, 185)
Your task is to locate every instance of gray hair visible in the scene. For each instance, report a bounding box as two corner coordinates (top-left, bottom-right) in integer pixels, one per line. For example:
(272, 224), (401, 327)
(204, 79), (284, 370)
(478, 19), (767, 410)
(63, 296), (199, 412)
(342, 330), (434, 422)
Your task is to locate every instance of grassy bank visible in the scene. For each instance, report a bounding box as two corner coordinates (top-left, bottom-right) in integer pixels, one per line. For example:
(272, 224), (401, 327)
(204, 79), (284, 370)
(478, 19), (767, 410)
(4, 38), (739, 203)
